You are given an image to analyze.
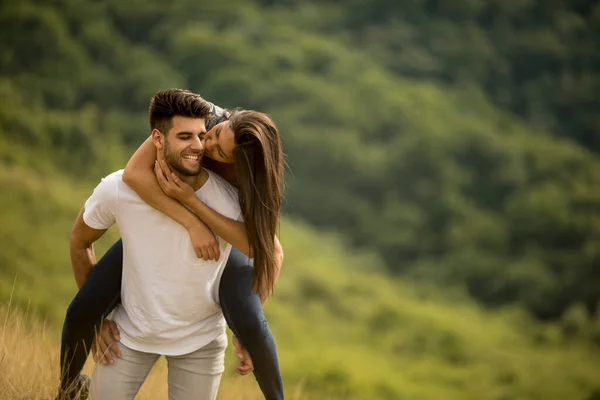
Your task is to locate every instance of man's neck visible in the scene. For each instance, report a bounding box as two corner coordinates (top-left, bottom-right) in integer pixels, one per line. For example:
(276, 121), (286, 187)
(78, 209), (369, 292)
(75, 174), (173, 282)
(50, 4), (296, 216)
(174, 168), (209, 192)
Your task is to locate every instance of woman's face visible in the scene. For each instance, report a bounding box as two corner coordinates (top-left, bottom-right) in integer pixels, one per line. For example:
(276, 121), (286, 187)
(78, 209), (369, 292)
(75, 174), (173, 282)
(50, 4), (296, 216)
(204, 121), (236, 163)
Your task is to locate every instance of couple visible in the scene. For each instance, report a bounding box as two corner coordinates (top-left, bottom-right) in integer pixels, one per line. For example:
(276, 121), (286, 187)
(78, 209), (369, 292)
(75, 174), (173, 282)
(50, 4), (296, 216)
(58, 89), (286, 399)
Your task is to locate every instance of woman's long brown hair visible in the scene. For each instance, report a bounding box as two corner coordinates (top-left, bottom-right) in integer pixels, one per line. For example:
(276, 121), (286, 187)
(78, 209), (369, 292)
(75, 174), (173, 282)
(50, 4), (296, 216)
(229, 110), (285, 299)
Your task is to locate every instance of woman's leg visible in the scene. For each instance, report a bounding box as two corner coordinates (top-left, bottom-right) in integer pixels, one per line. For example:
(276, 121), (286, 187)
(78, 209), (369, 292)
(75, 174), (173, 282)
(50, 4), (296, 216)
(59, 239), (124, 396)
(219, 247), (284, 400)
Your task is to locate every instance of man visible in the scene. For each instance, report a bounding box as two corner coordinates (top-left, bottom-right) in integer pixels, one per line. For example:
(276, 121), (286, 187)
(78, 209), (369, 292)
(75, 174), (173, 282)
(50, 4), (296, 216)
(69, 89), (241, 399)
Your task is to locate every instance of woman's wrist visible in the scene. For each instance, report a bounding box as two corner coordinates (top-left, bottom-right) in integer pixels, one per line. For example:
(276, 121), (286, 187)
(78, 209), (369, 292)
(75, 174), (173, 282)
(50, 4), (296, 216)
(183, 214), (203, 231)
(182, 195), (203, 210)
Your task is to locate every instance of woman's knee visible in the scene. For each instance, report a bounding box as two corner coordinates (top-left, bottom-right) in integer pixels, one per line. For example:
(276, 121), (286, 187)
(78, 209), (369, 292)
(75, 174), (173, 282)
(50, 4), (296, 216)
(237, 315), (271, 346)
(220, 262), (254, 296)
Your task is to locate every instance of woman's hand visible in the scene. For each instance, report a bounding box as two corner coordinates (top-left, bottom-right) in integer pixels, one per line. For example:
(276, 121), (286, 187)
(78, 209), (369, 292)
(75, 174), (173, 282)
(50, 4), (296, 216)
(188, 220), (221, 261)
(154, 159), (196, 204)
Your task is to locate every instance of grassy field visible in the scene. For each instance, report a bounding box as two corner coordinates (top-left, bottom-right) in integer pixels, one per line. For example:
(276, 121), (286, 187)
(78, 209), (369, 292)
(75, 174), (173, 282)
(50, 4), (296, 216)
(0, 305), (281, 400)
(1, 161), (600, 399)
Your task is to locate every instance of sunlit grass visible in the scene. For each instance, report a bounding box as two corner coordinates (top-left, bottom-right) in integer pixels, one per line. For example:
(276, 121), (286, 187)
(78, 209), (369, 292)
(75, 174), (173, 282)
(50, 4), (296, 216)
(0, 304), (291, 400)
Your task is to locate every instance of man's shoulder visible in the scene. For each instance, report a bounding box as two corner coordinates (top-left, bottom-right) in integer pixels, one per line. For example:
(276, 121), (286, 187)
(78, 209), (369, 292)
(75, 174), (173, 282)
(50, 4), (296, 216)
(100, 169), (145, 202)
(88, 169), (132, 206)
(83, 170), (125, 229)
(89, 169), (124, 197)
(102, 169), (125, 182)
(95, 169), (125, 188)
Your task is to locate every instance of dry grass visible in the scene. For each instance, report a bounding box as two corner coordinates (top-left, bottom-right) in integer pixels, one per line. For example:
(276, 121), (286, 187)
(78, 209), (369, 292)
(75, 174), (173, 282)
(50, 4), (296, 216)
(0, 305), (294, 400)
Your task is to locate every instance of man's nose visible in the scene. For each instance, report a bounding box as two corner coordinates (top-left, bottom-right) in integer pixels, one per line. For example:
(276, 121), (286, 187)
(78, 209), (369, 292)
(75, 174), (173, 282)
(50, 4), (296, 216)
(190, 136), (204, 151)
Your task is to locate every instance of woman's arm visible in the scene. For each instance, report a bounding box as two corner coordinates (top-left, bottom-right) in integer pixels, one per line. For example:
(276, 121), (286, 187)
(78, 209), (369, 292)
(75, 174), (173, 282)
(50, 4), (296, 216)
(155, 159), (253, 258)
(185, 195), (252, 257)
(122, 136), (221, 260)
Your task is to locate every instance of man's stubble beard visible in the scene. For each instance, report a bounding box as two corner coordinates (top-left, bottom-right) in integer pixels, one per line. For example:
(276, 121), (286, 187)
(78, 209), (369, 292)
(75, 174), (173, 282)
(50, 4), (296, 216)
(163, 137), (203, 177)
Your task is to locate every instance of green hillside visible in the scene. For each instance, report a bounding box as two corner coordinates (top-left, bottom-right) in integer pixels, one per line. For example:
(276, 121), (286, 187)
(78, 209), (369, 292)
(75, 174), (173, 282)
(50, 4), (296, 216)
(1, 159), (599, 399)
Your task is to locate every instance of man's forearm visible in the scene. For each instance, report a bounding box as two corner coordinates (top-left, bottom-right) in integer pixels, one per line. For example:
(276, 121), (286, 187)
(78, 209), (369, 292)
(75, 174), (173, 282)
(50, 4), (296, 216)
(70, 244), (95, 288)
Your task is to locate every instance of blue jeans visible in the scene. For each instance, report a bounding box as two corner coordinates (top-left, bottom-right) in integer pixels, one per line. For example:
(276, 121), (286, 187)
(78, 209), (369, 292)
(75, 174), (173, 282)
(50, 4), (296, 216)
(59, 240), (284, 399)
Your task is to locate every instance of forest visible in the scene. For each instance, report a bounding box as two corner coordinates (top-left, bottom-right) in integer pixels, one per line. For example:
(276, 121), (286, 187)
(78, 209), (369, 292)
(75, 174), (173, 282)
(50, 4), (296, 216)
(2, 0), (599, 321)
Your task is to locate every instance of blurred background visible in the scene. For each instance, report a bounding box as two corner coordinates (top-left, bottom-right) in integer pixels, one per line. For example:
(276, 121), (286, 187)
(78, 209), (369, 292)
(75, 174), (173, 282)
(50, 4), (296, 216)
(1, 0), (599, 399)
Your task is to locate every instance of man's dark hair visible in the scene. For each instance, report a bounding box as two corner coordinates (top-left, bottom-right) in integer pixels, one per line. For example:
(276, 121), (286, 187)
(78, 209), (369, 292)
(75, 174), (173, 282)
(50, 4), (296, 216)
(149, 89), (212, 134)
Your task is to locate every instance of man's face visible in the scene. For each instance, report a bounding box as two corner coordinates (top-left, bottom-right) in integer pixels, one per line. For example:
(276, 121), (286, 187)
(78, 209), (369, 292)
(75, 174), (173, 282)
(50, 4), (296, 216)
(161, 116), (207, 176)
(204, 121), (236, 164)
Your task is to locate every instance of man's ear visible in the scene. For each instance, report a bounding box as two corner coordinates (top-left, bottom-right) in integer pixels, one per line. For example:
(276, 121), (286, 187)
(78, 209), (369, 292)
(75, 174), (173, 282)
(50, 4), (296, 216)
(151, 129), (164, 149)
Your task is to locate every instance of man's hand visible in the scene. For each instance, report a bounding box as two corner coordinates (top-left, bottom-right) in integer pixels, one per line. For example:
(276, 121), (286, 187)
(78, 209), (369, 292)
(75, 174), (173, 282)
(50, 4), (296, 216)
(92, 319), (121, 365)
(232, 334), (254, 375)
(188, 221), (220, 261)
(154, 159), (196, 204)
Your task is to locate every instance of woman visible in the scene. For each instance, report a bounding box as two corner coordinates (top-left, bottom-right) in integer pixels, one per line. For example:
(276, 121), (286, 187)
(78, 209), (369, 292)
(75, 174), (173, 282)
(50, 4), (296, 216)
(59, 107), (286, 400)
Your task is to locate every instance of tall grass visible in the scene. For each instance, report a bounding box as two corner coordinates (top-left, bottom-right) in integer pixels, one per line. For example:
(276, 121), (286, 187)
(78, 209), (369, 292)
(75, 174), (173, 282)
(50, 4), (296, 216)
(0, 304), (293, 400)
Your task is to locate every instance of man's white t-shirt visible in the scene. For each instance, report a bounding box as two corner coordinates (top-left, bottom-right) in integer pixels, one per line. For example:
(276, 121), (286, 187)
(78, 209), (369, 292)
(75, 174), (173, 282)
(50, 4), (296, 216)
(83, 168), (242, 356)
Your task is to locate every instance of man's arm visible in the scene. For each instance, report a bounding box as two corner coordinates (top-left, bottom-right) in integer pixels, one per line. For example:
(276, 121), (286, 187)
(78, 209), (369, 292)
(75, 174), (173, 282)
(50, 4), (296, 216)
(70, 207), (108, 288)
(73, 171), (119, 286)
(71, 204), (123, 363)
